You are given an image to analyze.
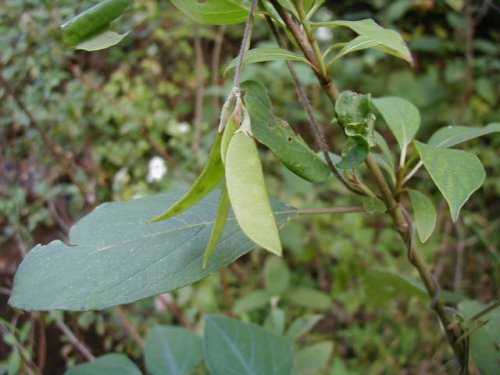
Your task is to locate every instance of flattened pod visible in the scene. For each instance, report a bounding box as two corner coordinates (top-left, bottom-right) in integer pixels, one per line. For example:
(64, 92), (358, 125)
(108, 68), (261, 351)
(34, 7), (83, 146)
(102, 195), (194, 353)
(62, 0), (132, 46)
(149, 134), (224, 223)
(225, 131), (282, 256)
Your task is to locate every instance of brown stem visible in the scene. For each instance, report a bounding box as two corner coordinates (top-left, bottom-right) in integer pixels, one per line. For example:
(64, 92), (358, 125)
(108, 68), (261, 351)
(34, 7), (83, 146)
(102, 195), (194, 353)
(192, 25), (205, 171)
(459, 0), (475, 124)
(114, 306), (145, 348)
(55, 319), (95, 361)
(211, 26), (226, 120)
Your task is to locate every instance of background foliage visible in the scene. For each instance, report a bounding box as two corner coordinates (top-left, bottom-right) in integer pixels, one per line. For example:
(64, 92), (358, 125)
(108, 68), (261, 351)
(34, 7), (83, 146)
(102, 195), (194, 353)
(0, 0), (498, 374)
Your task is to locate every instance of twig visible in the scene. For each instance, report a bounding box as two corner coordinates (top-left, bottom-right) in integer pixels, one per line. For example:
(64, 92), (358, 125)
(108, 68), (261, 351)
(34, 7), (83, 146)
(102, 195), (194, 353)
(157, 294), (193, 329)
(233, 0), (259, 90)
(295, 206), (365, 215)
(55, 319), (95, 361)
(211, 26), (226, 119)
(114, 306), (145, 348)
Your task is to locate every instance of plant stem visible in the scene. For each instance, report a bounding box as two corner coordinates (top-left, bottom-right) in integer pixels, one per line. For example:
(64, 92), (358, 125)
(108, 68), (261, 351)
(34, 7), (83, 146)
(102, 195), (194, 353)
(270, 2), (468, 369)
(295, 206), (365, 215)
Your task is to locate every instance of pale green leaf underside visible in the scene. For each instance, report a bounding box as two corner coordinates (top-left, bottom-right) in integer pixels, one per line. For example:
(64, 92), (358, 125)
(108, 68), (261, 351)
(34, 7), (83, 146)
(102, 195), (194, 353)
(372, 96), (420, 151)
(408, 189), (437, 242)
(9, 190), (294, 311)
(204, 315), (294, 375)
(171, 0), (248, 25)
(415, 141), (485, 222)
(144, 326), (203, 375)
(224, 48), (310, 76)
(428, 122), (500, 148)
(225, 132), (282, 255)
(313, 19), (413, 64)
(75, 31), (129, 51)
(65, 354), (141, 375)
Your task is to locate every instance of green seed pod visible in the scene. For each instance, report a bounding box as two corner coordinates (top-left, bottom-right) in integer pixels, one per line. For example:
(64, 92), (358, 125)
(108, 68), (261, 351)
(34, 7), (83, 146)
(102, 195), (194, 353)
(62, 0), (132, 46)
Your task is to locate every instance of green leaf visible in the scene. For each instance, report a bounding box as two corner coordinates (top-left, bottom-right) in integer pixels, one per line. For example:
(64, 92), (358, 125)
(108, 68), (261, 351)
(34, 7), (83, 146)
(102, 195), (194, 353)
(286, 288), (331, 310)
(264, 257), (291, 295)
(9, 190), (294, 310)
(171, 0), (248, 25)
(360, 196), (387, 213)
(62, 0), (132, 46)
(144, 326), (203, 375)
(233, 290), (273, 315)
(150, 134), (224, 223)
(330, 35), (378, 64)
(337, 136), (370, 169)
(284, 314), (323, 343)
(221, 117), (238, 163)
(226, 131), (282, 255)
(204, 315), (294, 375)
(372, 97), (420, 151)
(224, 48), (310, 76)
(294, 341), (333, 375)
(241, 81), (330, 183)
(65, 354), (141, 375)
(458, 300), (500, 375)
(428, 122), (500, 148)
(364, 270), (427, 306)
(203, 186), (230, 269)
(408, 189), (436, 242)
(415, 141), (486, 222)
(313, 19), (413, 64)
(74, 31), (129, 51)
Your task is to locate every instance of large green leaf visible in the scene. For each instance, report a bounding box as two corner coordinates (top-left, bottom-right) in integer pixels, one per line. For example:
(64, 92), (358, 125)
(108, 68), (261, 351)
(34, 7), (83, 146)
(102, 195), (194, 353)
(225, 131), (282, 255)
(9, 190), (294, 311)
(144, 326), (203, 375)
(65, 354), (141, 375)
(408, 189), (437, 243)
(372, 97), (420, 151)
(204, 315), (294, 375)
(313, 19), (412, 64)
(415, 141), (485, 222)
(428, 122), (500, 148)
(171, 0), (248, 25)
(224, 48), (310, 75)
(241, 81), (330, 183)
(458, 300), (500, 375)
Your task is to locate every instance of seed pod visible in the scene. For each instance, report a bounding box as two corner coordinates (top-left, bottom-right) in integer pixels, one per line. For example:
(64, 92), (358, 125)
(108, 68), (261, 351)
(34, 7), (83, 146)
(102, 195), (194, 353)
(62, 0), (132, 46)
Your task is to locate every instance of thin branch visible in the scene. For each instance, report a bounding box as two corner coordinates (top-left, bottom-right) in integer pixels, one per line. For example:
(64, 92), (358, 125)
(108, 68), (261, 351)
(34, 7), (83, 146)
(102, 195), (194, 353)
(232, 0), (259, 90)
(55, 319), (95, 362)
(114, 306), (145, 348)
(192, 25), (206, 170)
(211, 26), (226, 120)
(296, 206), (365, 215)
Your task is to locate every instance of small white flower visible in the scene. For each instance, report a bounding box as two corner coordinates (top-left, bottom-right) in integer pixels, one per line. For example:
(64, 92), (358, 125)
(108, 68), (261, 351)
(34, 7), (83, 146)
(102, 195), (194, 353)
(147, 156), (167, 183)
(315, 26), (333, 42)
(174, 121), (191, 135)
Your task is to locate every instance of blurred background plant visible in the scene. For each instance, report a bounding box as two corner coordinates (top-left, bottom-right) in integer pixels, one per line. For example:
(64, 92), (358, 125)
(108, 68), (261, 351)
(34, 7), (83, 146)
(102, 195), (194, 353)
(0, 0), (498, 374)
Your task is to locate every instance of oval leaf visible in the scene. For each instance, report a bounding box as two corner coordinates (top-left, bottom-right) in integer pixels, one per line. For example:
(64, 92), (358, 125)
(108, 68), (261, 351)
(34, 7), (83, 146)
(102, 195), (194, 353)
(313, 19), (413, 64)
(204, 315), (294, 375)
(294, 341), (333, 375)
(225, 131), (282, 255)
(415, 141), (485, 222)
(150, 134), (224, 223)
(330, 35), (379, 64)
(144, 326), (203, 375)
(372, 96), (420, 151)
(75, 30), (129, 51)
(428, 122), (500, 148)
(224, 48), (310, 76)
(65, 354), (141, 375)
(9, 190), (294, 310)
(171, 0), (248, 25)
(408, 189), (437, 243)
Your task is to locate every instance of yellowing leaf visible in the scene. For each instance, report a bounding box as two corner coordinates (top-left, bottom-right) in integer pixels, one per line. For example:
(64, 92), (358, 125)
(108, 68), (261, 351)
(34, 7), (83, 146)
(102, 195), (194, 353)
(225, 132), (282, 255)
